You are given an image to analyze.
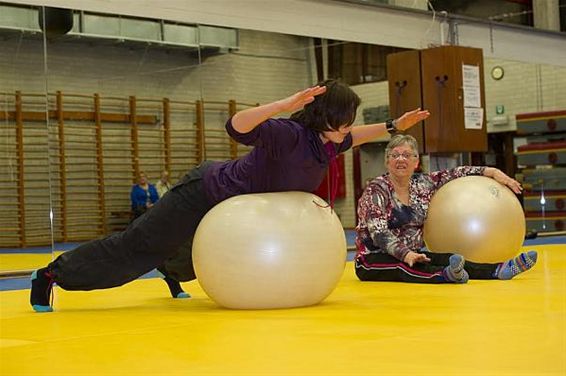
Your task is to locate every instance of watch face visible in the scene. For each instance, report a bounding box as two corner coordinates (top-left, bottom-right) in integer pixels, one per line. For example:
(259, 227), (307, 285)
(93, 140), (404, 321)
(491, 66), (504, 80)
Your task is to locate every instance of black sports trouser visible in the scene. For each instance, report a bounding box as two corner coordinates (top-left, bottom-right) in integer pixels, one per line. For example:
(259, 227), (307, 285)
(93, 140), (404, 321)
(49, 163), (214, 290)
(355, 251), (499, 284)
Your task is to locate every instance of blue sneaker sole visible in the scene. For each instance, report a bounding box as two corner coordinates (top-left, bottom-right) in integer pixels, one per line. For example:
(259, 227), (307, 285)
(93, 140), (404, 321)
(175, 292), (191, 299)
(32, 304), (53, 312)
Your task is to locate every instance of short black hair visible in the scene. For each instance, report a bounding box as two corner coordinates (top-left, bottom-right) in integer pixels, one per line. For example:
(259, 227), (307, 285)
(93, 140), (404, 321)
(290, 79), (361, 132)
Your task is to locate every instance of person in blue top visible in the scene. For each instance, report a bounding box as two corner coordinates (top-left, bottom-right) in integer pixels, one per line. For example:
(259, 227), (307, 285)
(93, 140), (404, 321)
(30, 80), (429, 312)
(130, 171), (159, 220)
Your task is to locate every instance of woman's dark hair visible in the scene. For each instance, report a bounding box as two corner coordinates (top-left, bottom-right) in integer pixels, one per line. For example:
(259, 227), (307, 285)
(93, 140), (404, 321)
(290, 79), (361, 132)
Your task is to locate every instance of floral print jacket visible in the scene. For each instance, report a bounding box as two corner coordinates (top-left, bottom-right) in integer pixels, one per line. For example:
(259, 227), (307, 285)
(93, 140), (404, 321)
(355, 166), (485, 261)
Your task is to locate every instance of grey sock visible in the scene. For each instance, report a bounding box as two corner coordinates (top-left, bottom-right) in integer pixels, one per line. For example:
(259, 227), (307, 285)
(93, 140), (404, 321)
(444, 254), (469, 283)
(497, 251), (538, 280)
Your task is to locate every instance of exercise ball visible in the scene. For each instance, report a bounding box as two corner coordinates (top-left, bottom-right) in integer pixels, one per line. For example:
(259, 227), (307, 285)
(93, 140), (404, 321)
(424, 176), (525, 263)
(193, 191), (346, 309)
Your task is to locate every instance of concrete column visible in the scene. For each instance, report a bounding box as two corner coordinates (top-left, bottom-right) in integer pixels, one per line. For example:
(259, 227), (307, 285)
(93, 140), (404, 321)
(322, 39), (329, 80)
(533, 0), (560, 31)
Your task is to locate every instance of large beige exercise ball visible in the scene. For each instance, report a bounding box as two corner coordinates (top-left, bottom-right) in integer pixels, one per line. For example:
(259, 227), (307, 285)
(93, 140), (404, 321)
(424, 176), (525, 263)
(192, 191), (347, 309)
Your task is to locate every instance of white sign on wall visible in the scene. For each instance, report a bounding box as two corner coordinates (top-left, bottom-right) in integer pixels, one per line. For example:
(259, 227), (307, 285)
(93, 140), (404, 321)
(462, 64), (483, 129)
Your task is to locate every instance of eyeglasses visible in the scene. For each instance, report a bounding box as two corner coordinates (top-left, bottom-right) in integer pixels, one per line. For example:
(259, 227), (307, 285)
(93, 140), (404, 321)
(388, 152), (417, 160)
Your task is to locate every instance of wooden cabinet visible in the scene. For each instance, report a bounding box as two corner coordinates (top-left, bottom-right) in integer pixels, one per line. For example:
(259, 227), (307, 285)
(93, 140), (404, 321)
(387, 45), (487, 153)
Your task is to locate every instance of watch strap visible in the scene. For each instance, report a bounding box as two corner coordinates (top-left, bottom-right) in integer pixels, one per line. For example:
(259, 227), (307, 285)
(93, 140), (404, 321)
(386, 118), (398, 134)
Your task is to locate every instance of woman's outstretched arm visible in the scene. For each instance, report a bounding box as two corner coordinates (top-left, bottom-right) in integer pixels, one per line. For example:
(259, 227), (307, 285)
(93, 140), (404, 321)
(351, 108), (430, 147)
(231, 85), (326, 134)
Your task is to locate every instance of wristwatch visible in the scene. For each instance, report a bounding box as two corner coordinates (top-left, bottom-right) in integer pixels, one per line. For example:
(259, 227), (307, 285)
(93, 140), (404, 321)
(385, 118), (398, 134)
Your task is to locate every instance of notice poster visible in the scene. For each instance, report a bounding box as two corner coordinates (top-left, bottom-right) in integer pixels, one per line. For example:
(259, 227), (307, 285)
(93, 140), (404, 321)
(462, 64), (483, 129)
(464, 107), (484, 130)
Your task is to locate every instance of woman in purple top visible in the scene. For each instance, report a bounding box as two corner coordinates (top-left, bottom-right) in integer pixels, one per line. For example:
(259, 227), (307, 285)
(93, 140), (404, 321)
(30, 80), (429, 312)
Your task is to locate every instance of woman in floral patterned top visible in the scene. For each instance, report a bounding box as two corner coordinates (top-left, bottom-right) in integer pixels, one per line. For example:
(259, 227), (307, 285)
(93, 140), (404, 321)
(355, 134), (537, 284)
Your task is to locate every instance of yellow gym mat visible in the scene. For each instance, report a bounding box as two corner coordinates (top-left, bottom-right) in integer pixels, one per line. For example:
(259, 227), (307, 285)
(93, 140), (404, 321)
(1, 244), (565, 375)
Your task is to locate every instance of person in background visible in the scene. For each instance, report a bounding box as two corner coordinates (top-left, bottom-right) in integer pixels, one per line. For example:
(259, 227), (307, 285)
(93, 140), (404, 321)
(30, 80), (429, 312)
(355, 134), (537, 284)
(130, 171), (159, 220)
(155, 170), (172, 199)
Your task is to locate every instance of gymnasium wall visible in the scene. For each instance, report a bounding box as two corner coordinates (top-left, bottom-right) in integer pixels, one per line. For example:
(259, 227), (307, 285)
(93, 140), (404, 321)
(483, 58), (566, 132)
(2, 28), (566, 235)
(9, 0), (566, 66)
(0, 29), (316, 246)
(342, 59), (566, 226)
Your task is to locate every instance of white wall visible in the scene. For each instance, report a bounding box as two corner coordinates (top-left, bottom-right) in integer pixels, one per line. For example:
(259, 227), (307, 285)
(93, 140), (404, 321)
(0, 29), (318, 232)
(2, 26), (566, 229)
(0, 27), (377, 228)
(334, 61), (566, 226)
(484, 58), (566, 133)
(8, 0), (566, 66)
(0, 30), (312, 101)
(198, 30), (314, 103)
(346, 58), (566, 137)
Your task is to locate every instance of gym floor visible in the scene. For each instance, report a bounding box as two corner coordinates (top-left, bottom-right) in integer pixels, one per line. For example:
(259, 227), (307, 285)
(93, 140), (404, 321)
(1, 241), (565, 375)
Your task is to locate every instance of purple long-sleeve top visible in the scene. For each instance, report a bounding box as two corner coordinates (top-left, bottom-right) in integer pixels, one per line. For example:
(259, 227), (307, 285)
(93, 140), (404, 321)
(202, 117), (353, 205)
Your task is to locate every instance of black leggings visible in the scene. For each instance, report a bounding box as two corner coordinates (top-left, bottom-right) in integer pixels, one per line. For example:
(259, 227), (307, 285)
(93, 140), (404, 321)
(355, 251), (499, 284)
(48, 163), (214, 291)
